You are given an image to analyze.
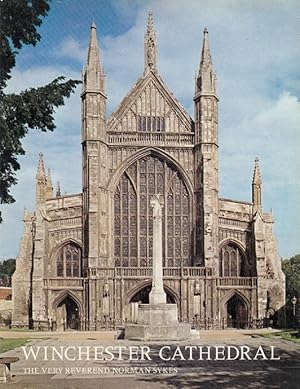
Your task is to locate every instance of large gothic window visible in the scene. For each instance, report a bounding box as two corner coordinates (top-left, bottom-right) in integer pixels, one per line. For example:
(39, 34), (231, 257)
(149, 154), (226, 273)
(56, 243), (81, 277)
(114, 155), (191, 268)
(219, 244), (247, 277)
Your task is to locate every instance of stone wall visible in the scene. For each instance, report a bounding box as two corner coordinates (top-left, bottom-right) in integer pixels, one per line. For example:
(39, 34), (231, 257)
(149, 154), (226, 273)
(12, 210), (35, 327)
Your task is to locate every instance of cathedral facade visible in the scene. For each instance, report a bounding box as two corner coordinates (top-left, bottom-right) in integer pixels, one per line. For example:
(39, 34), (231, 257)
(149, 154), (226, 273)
(12, 14), (285, 330)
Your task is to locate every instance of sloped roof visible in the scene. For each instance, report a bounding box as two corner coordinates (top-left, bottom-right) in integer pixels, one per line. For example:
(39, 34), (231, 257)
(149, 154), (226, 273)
(107, 71), (193, 131)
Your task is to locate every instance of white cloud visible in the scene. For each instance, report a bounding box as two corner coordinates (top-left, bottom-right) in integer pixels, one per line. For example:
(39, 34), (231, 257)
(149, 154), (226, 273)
(57, 37), (86, 63)
(6, 66), (80, 93)
(220, 91), (300, 257)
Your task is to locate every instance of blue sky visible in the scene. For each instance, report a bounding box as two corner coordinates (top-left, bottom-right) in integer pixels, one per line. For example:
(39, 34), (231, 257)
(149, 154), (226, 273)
(0, 0), (299, 259)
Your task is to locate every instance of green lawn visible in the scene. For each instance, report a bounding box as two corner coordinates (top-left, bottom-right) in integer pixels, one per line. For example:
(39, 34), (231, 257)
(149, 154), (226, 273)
(0, 338), (30, 354)
(0, 327), (34, 332)
(262, 330), (300, 344)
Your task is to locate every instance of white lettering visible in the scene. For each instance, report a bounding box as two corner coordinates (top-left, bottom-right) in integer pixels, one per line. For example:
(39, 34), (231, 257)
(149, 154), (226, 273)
(140, 346), (151, 360)
(185, 346), (198, 360)
(215, 346), (226, 360)
(240, 345), (251, 360)
(64, 346), (76, 361)
(22, 346), (41, 361)
(253, 346), (268, 360)
(227, 346), (240, 360)
(270, 346), (280, 360)
(198, 346), (211, 360)
(159, 346), (171, 361)
(171, 346), (185, 360)
(78, 346), (91, 360)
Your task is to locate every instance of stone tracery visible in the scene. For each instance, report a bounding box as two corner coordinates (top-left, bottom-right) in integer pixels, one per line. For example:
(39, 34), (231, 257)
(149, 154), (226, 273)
(114, 155), (191, 268)
(219, 243), (250, 277)
(56, 243), (81, 277)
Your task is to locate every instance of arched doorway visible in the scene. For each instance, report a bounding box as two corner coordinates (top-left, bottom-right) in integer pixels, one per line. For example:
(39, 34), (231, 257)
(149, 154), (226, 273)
(226, 294), (248, 329)
(130, 284), (176, 304)
(125, 283), (177, 322)
(55, 295), (80, 330)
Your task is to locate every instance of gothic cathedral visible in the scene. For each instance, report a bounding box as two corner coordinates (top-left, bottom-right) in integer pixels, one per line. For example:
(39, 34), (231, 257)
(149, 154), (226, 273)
(12, 14), (285, 330)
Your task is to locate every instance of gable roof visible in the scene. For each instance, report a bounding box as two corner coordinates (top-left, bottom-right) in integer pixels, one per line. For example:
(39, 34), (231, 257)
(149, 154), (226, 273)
(107, 71), (194, 132)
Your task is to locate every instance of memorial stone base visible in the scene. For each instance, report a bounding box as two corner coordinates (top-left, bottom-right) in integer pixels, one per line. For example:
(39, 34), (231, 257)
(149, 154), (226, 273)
(125, 303), (191, 341)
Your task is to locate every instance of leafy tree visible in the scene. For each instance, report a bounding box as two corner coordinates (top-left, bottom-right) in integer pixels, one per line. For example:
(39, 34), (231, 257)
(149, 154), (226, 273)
(0, 0), (80, 221)
(282, 254), (300, 326)
(0, 258), (16, 287)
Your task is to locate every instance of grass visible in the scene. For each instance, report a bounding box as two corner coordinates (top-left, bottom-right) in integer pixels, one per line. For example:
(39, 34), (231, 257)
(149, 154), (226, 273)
(0, 327), (34, 332)
(262, 329), (300, 344)
(0, 338), (30, 354)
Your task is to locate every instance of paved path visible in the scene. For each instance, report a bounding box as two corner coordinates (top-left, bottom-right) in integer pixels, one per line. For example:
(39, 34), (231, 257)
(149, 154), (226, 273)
(0, 328), (282, 340)
(0, 329), (299, 388)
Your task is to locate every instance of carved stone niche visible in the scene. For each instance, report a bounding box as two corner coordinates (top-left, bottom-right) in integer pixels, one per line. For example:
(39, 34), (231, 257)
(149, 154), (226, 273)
(102, 280), (110, 317)
(194, 280), (201, 296)
(266, 261), (275, 279)
(255, 239), (265, 259)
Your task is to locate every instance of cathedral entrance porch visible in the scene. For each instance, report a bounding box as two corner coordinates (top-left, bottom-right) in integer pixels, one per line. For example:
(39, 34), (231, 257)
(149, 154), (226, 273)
(226, 294), (248, 329)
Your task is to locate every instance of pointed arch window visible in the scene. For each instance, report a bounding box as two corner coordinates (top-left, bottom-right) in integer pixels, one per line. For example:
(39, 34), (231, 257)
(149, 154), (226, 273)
(113, 155), (191, 268)
(219, 243), (247, 277)
(56, 243), (81, 277)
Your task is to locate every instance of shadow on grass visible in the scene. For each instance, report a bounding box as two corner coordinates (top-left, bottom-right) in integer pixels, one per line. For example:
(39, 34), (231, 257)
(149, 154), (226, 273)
(0, 338), (30, 354)
(260, 329), (300, 344)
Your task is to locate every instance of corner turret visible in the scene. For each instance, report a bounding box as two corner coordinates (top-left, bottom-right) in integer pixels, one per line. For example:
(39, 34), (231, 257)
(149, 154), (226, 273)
(252, 157), (262, 212)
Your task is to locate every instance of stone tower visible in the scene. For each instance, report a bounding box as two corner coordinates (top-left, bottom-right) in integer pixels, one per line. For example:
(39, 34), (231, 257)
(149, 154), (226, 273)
(81, 22), (108, 272)
(194, 28), (219, 271)
(31, 153), (48, 325)
(81, 22), (110, 324)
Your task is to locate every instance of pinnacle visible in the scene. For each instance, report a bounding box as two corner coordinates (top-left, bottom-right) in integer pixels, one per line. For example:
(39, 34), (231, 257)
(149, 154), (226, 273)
(148, 11), (154, 23)
(83, 21), (105, 94)
(56, 181), (61, 197)
(201, 27), (211, 62)
(144, 11), (157, 74)
(36, 152), (46, 180)
(253, 157), (262, 185)
(47, 168), (52, 185)
(146, 11), (155, 35)
(196, 25), (215, 94)
(87, 20), (101, 69)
